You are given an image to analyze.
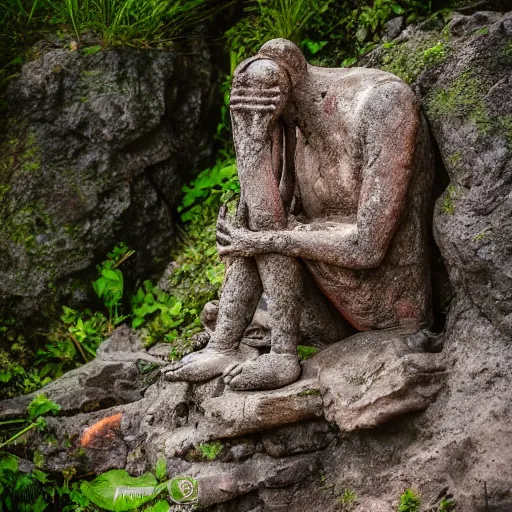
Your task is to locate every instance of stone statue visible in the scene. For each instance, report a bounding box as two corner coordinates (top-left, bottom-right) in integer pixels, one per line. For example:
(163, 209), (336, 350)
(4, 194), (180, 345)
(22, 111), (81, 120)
(163, 38), (433, 390)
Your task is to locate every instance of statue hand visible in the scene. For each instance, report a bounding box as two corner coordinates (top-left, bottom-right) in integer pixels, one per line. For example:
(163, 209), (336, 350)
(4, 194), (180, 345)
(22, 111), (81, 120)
(216, 207), (261, 257)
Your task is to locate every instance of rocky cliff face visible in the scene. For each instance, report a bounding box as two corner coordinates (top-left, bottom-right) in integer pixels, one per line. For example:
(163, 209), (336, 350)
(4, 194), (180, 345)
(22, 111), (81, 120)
(1, 8), (511, 512)
(0, 42), (218, 335)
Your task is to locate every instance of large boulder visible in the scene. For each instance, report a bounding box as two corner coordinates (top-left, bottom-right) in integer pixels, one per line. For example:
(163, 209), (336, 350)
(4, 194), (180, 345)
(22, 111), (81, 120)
(0, 41), (219, 336)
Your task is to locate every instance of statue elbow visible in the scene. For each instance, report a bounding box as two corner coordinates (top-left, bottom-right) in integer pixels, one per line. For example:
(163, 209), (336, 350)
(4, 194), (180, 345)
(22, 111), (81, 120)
(357, 248), (386, 269)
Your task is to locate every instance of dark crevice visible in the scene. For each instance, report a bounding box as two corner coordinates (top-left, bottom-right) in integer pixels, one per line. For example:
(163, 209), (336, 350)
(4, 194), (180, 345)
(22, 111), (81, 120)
(429, 129), (453, 334)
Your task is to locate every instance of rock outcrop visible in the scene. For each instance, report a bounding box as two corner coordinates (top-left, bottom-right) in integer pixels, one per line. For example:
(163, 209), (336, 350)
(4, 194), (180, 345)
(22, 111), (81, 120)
(0, 41), (219, 335)
(1, 8), (512, 512)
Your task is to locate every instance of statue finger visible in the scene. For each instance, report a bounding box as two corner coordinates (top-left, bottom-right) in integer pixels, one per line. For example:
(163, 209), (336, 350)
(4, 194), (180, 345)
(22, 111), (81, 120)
(216, 232), (231, 246)
(217, 244), (233, 257)
(216, 218), (231, 235)
(222, 362), (239, 377)
(217, 204), (227, 223)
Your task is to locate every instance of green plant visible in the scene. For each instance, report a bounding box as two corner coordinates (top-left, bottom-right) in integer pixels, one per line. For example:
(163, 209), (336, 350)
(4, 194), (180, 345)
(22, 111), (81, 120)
(337, 489), (357, 510)
(439, 496), (456, 511)
(0, 448), (93, 511)
(34, 243), (132, 383)
(423, 41), (446, 64)
(131, 280), (199, 349)
(0, 394), (60, 451)
(196, 441), (223, 460)
(93, 242), (133, 326)
(136, 156), (240, 349)
(80, 468), (199, 510)
(397, 489), (421, 512)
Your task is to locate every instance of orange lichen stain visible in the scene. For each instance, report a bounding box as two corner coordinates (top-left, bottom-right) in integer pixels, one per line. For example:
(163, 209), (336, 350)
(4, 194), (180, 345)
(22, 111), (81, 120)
(80, 412), (122, 448)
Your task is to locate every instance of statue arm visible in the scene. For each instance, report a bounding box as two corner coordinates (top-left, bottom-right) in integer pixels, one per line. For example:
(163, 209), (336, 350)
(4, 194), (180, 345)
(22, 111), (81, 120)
(218, 82), (420, 269)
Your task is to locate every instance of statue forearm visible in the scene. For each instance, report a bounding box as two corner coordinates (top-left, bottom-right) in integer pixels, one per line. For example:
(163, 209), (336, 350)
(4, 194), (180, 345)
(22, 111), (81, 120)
(251, 224), (385, 269)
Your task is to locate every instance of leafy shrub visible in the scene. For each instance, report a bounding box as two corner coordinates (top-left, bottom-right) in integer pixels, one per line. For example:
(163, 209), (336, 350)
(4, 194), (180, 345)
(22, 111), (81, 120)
(226, 0), (432, 68)
(226, 0), (329, 64)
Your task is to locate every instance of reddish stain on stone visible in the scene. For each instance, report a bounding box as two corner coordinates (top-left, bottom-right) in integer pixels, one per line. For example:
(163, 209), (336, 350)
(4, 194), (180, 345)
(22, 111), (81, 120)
(323, 95), (337, 115)
(395, 299), (419, 321)
(80, 412), (122, 448)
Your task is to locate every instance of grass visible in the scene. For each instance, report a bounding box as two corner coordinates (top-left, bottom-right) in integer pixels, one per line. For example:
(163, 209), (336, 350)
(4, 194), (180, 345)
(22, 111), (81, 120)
(226, 0), (328, 65)
(0, 0), (231, 45)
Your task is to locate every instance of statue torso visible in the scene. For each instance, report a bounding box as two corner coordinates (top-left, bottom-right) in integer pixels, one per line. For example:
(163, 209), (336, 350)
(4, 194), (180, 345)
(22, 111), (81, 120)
(287, 67), (434, 330)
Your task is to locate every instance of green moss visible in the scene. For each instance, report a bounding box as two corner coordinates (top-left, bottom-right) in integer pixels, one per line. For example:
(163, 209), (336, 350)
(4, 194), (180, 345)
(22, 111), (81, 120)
(9, 202), (54, 250)
(427, 71), (491, 134)
(446, 151), (462, 168)
(473, 26), (489, 37)
(504, 42), (512, 58)
(472, 230), (489, 242)
(80, 69), (101, 78)
(497, 115), (512, 149)
(380, 34), (451, 84)
(428, 72), (512, 147)
(441, 184), (460, 215)
(297, 345), (319, 361)
(297, 388), (321, 397)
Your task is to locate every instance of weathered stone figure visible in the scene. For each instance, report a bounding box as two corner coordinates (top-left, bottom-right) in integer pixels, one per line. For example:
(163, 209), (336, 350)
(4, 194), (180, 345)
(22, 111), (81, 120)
(164, 38), (433, 390)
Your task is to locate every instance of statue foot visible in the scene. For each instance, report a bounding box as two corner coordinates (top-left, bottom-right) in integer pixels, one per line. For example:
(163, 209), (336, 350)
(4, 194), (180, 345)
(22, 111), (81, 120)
(161, 344), (258, 383)
(223, 353), (301, 391)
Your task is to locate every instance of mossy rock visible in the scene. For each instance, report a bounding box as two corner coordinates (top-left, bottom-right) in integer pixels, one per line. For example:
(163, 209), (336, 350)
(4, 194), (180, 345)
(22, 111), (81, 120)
(0, 44), (219, 349)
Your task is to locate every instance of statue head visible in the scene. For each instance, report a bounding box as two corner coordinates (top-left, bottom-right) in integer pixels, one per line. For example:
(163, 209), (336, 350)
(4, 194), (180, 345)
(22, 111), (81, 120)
(258, 38), (308, 87)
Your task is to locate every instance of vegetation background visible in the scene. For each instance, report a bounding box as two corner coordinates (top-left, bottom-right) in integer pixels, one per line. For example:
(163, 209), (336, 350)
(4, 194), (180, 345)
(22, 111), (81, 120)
(0, 0), (494, 510)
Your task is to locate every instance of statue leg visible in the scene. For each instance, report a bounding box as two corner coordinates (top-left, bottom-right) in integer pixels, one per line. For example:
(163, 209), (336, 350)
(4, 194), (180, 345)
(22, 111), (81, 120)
(223, 253), (303, 390)
(162, 257), (262, 382)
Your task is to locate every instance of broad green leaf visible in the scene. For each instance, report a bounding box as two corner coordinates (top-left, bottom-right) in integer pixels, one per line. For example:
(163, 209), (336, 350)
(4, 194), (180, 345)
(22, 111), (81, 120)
(144, 500), (171, 512)
(27, 395), (61, 421)
(93, 277), (108, 298)
(168, 302), (182, 316)
(101, 268), (122, 281)
(32, 494), (48, 512)
(0, 371), (12, 383)
(0, 452), (19, 473)
(131, 317), (145, 329)
(155, 457), (167, 481)
(80, 470), (159, 511)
